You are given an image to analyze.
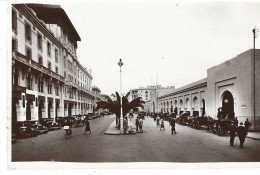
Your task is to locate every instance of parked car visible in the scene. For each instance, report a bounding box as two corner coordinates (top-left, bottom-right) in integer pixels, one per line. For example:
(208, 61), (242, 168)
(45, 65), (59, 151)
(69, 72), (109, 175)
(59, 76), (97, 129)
(49, 122), (61, 131)
(56, 117), (64, 126)
(40, 118), (54, 130)
(15, 121), (39, 139)
(36, 124), (48, 134)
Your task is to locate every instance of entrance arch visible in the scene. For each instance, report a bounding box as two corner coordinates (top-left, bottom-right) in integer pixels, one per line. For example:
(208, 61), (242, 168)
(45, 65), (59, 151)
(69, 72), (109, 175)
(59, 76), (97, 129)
(222, 91), (234, 119)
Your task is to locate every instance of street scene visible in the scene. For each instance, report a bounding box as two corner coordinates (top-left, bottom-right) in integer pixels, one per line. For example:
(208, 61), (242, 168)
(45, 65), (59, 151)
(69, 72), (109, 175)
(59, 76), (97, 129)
(12, 114), (260, 162)
(10, 1), (260, 165)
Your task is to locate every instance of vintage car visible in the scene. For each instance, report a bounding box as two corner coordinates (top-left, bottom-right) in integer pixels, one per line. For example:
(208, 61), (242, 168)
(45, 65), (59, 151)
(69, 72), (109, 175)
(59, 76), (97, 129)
(15, 121), (39, 139)
(73, 115), (85, 127)
(213, 118), (234, 136)
(56, 117), (64, 126)
(176, 112), (190, 125)
(36, 124), (48, 134)
(49, 122), (61, 131)
(40, 118), (54, 129)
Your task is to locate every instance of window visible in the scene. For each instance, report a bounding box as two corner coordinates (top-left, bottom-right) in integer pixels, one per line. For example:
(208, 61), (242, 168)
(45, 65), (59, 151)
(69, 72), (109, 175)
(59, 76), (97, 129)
(55, 66), (58, 74)
(55, 49), (58, 63)
(26, 48), (32, 59)
(64, 72), (66, 78)
(48, 81), (52, 94)
(64, 56), (66, 68)
(47, 41), (51, 56)
(37, 33), (42, 51)
(25, 22), (31, 43)
(12, 38), (17, 51)
(38, 56), (43, 65)
(27, 74), (32, 90)
(12, 10), (17, 33)
(38, 79), (41, 92)
(55, 85), (59, 96)
(48, 62), (51, 70)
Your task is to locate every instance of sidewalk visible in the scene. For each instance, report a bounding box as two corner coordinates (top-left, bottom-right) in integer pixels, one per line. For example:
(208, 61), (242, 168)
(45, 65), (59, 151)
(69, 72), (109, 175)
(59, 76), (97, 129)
(104, 116), (137, 135)
(247, 132), (260, 140)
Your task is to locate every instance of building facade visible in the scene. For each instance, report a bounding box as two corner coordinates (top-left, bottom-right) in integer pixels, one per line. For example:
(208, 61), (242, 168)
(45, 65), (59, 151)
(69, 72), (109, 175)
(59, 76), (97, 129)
(11, 4), (95, 128)
(151, 49), (260, 131)
(149, 85), (179, 113)
(128, 85), (175, 112)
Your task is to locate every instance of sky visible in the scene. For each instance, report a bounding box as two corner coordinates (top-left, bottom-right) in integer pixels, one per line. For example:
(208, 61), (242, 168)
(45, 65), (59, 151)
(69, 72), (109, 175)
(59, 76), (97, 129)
(18, 0), (260, 95)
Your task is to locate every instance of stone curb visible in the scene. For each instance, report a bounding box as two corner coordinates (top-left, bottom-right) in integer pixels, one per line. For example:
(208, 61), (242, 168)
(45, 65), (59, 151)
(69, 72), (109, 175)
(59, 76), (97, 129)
(246, 136), (260, 140)
(104, 118), (137, 135)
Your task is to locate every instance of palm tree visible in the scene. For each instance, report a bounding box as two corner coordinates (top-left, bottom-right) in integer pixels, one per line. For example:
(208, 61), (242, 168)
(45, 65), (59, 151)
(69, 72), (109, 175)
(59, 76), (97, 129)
(96, 91), (145, 129)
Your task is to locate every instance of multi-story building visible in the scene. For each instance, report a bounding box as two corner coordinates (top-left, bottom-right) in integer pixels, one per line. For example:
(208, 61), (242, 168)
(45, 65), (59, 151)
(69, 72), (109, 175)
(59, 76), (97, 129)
(149, 85), (177, 113)
(92, 86), (101, 114)
(151, 49), (260, 131)
(11, 4), (95, 129)
(128, 85), (175, 112)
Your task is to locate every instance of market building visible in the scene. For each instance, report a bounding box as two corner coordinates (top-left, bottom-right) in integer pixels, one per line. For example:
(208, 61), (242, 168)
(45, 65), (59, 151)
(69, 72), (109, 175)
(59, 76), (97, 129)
(151, 49), (260, 131)
(11, 4), (95, 128)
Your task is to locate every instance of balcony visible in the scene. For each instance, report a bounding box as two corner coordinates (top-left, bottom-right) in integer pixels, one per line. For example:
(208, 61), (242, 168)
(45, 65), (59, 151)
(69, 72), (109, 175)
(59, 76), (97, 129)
(65, 80), (78, 89)
(13, 51), (65, 82)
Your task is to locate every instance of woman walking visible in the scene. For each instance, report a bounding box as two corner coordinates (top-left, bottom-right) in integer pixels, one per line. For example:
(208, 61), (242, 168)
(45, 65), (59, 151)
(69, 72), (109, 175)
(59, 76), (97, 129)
(84, 118), (91, 134)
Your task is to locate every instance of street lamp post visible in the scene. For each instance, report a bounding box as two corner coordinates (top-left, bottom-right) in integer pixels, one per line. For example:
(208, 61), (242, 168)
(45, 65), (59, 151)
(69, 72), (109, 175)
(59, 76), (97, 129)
(118, 58), (124, 130)
(253, 28), (258, 130)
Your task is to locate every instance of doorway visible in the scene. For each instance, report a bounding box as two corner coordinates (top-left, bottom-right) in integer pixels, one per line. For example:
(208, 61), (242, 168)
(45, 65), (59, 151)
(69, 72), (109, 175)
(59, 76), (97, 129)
(26, 100), (32, 120)
(222, 91), (234, 119)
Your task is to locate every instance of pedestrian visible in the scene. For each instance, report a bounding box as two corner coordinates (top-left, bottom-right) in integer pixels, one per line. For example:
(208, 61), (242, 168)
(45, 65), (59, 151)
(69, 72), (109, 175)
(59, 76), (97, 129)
(217, 107), (223, 120)
(237, 122), (247, 148)
(228, 121), (237, 146)
(244, 118), (251, 130)
(160, 118), (165, 131)
(135, 116), (139, 132)
(154, 114), (156, 122)
(234, 117), (239, 126)
(170, 118), (177, 134)
(139, 118), (143, 133)
(123, 118), (128, 134)
(168, 117), (171, 126)
(156, 116), (160, 127)
(84, 118), (91, 134)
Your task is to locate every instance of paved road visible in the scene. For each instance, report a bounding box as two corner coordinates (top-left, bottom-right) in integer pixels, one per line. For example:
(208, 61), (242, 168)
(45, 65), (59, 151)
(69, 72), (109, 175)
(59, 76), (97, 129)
(12, 115), (260, 162)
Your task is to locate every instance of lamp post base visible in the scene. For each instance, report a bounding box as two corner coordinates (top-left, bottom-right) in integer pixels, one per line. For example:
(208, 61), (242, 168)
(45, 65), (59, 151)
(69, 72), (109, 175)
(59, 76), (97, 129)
(120, 117), (123, 130)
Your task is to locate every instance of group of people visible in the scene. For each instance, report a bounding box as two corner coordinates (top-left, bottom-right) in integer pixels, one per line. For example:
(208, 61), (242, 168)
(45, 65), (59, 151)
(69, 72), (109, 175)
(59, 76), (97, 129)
(229, 121), (248, 148)
(154, 115), (177, 134)
(63, 117), (91, 138)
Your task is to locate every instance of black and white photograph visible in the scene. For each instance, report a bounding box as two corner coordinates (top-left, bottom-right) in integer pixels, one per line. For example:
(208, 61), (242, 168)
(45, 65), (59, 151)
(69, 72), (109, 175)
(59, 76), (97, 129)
(4, 0), (260, 170)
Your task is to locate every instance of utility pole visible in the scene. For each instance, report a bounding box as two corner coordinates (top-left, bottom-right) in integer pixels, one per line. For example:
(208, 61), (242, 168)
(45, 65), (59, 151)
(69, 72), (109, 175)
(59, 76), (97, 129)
(118, 58), (124, 130)
(253, 27), (258, 130)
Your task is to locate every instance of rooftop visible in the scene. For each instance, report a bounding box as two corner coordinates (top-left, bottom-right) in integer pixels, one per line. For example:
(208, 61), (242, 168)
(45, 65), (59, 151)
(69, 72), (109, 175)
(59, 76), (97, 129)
(28, 3), (81, 42)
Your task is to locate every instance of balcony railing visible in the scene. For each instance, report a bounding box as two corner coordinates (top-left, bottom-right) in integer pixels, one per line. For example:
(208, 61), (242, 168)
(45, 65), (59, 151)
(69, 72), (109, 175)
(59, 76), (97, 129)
(65, 80), (78, 89)
(13, 51), (65, 82)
